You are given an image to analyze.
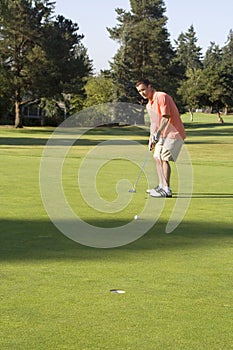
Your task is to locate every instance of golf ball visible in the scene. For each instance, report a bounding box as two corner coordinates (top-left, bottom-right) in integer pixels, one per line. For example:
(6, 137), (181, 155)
(134, 215), (139, 220)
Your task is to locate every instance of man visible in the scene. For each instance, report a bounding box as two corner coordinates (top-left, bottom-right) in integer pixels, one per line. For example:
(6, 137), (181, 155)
(136, 78), (186, 197)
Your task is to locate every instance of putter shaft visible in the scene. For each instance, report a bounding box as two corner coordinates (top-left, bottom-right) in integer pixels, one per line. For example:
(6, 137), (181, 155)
(129, 151), (150, 192)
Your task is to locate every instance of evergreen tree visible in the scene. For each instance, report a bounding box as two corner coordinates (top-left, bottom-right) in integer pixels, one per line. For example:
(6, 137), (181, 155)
(221, 30), (233, 114)
(37, 16), (92, 121)
(202, 42), (226, 120)
(0, 0), (55, 127)
(174, 25), (203, 116)
(107, 0), (175, 104)
(0, 0), (92, 127)
(174, 25), (203, 71)
(41, 16), (92, 97)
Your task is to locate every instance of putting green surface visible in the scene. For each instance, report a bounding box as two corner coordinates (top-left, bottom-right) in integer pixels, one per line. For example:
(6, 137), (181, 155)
(0, 114), (233, 349)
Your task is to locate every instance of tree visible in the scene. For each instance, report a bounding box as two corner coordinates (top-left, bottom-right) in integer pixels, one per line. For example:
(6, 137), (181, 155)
(0, 64), (12, 119)
(0, 0), (92, 127)
(0, 0), (55, 127)
(174, 25), (204, 117)
(202, 43), (226, 121)
(221, 30), (233, 114)
(177, 68), (205, 121)
(37, 16), (92, 122)
(41, 16), (92, 98)
(174, 25), (203, 71)
(83, 71), (114, 108)
(107, 0), (175, 105)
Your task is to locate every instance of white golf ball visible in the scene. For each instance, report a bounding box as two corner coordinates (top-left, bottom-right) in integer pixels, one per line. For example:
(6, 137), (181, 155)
(134, 215), (139, 220)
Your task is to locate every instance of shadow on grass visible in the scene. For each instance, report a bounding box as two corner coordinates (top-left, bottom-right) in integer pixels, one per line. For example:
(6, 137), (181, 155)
(0, 137), (148, 147)
(0, 137), (50, 146)
(0, 217), (232, 261)
(184, 122), (233, 139)
(185, 121), (233, 128)
(1, 123), (233, 147)
(174, 192), (233, 198)
(0, 126), (149, 147)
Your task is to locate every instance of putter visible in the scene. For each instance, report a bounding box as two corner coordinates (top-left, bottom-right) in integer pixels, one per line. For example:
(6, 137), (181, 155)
(128, 150), (150, 193)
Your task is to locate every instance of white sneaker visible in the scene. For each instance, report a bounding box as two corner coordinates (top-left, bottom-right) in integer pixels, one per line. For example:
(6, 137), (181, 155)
(150, 188), (172, 198)
(146, 185), (161, 194)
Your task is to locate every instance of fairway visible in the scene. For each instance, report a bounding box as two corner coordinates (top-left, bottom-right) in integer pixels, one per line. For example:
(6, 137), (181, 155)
(0, 114), (233, 349)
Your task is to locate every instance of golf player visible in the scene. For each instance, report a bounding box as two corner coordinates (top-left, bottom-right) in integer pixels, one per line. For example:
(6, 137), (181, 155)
(136, 78), (186, 197)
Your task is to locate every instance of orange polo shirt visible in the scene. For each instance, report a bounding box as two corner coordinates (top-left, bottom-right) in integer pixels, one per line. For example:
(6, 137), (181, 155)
(147, 91), (186, 140)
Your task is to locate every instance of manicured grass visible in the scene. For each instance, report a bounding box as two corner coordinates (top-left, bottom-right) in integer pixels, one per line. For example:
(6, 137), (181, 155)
(0, 113), (233, 349)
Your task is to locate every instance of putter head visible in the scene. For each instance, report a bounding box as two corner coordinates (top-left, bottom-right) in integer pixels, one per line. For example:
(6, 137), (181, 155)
(128, 189), (136, 193)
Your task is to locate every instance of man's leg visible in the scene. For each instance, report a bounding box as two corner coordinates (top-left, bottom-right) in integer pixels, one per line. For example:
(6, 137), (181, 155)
(154, 158), (171, 187)
(147, 142), (172, 196)
(149, 158), (172, 197)
(155, 157), (164, 187)
(162, 160), (171, 188)
(149, 138), (183, 197)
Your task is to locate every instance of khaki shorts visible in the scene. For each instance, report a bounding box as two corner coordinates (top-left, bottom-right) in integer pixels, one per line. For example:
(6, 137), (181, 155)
(154, 137), (184, 161)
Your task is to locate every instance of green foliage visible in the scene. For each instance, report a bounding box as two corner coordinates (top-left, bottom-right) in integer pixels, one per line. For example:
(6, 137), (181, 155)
(108, 0), (175, 102)
(42, 16), (92, 96)
(107, 3), (232, 114)
(175, 26), (233, 114)
(201, 41), (233, 111)
(83, 72), (114, 108)
(177, 68), (205, 113)
(174, 25), (204, 111)
(221, 30), (233, 111)
(0, 1), (232, 125)
(0, 0), (92, 127)
(174, 25), (203, 71)
(0, 0), (55, 126)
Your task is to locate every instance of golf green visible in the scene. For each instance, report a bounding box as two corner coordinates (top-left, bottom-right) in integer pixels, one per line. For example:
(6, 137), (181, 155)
(0, 113), (233, 349)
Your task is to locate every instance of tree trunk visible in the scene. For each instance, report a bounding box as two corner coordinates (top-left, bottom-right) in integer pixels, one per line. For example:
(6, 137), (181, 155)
(217, 111), (224, 124)
(189, 108), (194, 121)
(15, 100), (23, 128)
(41, 109), (46, 126)
(14, 90), (23, 128)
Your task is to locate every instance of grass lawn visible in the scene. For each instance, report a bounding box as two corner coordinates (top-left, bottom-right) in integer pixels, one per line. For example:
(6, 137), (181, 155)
(0, 113), (233, 349)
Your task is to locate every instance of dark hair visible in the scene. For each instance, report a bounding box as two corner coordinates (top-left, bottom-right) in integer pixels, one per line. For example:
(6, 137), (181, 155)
(135, 78), (150, 87)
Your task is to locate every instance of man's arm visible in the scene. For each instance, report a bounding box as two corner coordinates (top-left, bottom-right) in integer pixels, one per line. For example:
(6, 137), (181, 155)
(153, 115), (170, 142)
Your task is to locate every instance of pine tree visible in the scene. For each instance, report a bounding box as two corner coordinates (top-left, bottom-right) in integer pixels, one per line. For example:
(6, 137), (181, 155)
(203, 43), (223, 111)
(221, 30), (233, 114)
(0, 1), (92, 127)
(0, 0), (55, 127)
(174, 25), (203, 71)
(107, 0), (175, 104)
(174, 25), (203, 116)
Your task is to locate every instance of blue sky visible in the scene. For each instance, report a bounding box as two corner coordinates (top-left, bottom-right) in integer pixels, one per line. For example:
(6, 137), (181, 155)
(55, 0), (233, 73)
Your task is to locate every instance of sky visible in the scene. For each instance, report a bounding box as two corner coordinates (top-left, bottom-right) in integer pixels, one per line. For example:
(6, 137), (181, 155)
(55, 0), (233, 73)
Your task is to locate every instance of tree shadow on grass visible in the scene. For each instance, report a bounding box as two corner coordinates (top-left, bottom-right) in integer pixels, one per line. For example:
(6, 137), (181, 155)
(0, 137), (149, 147)
(174, 192), (233, 199)
(2, 123), (233, 147)
(184, 122), (233, 139)
(0, 218), (232, 262)
(0, 126), (149, 147)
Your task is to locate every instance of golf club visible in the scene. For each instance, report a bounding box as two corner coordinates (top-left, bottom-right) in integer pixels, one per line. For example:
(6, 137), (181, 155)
(128, 150), (151, 193)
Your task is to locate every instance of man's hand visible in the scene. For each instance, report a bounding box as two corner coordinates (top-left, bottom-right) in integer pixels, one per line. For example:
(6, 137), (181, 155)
(148, 140), (155, 151)
(152, 131), (160, 144)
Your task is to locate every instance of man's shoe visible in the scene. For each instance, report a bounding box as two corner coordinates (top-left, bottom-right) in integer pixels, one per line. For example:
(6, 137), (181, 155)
(150, 188), (172, 198)
(146, 185), (161, 194)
